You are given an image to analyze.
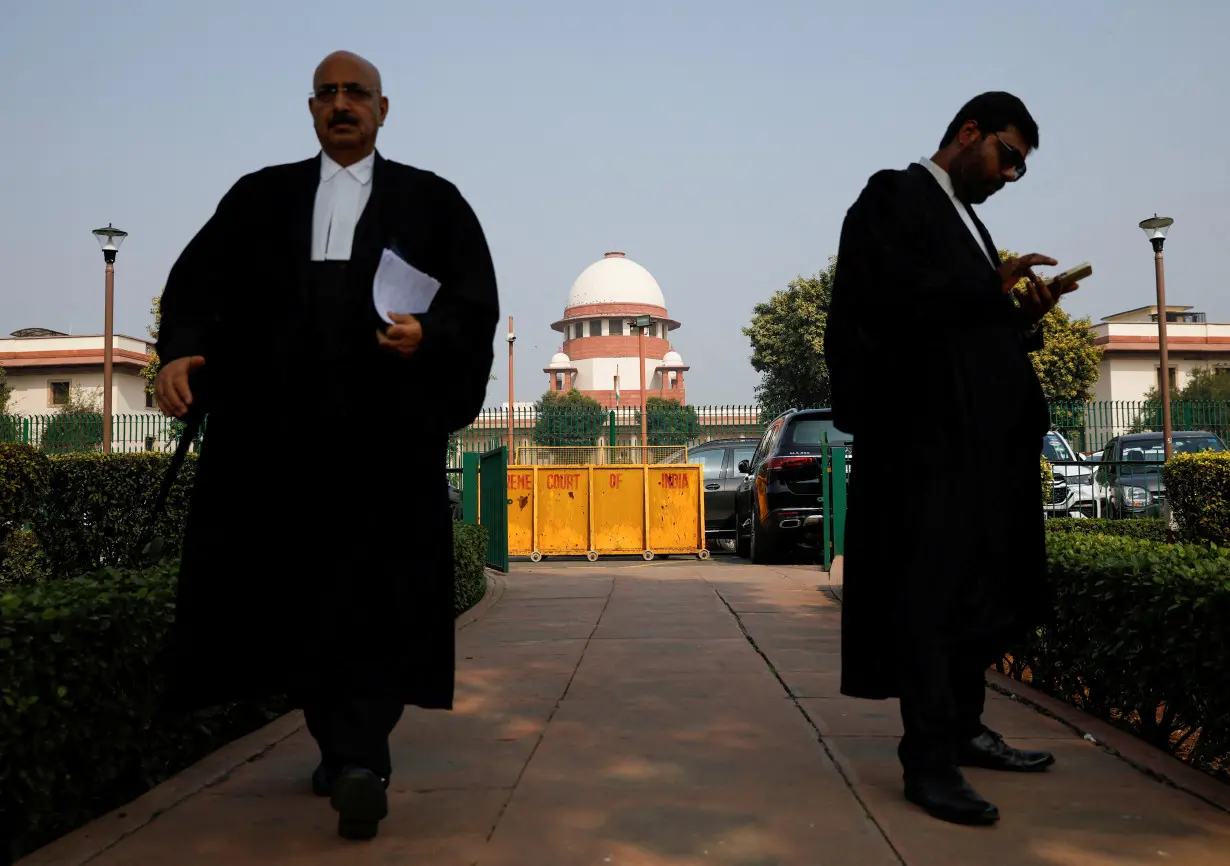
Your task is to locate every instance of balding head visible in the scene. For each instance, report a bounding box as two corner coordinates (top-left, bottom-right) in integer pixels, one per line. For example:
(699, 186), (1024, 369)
(313, 50), (382, 92)
(308, 50), (389, 166)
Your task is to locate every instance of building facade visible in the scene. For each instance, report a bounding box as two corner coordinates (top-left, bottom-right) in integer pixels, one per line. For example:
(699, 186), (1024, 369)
(543, 252), (689, 408)
(0, 328), (155, 415)
(1091, 305), (1230, 403)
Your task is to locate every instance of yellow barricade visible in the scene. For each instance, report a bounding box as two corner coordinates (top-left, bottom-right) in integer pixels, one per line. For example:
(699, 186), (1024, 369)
(507, 464), (708, 562)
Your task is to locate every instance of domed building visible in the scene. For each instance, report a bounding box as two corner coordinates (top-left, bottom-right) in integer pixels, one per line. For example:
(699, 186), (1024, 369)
(543, 252), (689, 408)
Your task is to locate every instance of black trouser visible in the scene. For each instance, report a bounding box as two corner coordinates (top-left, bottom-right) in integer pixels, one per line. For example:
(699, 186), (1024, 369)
(302, 694), (405, 780)
(897, 637), (999, 775)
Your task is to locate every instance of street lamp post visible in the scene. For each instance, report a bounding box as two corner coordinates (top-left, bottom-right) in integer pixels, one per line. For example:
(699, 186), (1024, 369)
(636, 314), (651, 460)
(1139, 215), (1175, 461)
(92, 224), (128, 454)
(507, 317), (516, 457)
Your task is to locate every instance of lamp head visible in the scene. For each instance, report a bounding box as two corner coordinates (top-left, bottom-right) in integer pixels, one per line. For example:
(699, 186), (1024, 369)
(92, 224), (128, 264)
(1139, 214), (1173, 252)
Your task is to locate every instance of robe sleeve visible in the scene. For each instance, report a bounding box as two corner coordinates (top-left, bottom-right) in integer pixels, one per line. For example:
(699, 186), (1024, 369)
(413, 179), (500, 432)
(157, 173), (259, 365)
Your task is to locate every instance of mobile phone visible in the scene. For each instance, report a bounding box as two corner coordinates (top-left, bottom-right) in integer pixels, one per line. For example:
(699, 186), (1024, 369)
(1045, 261), (1092, 290)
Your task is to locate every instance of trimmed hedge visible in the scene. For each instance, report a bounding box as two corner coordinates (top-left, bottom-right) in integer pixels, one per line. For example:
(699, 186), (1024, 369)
(0, 563), (291, 861)
(1163, 451), (1230, 546)
(38, 453), (197, 576)
(1043, 517), (1171, 542)
(1003, 533), (1230, 782)
(0, 452), (492, 860)
(453, 521), (489, 615)
(0, 445), (51, 557)
(0, 529), (50, 587)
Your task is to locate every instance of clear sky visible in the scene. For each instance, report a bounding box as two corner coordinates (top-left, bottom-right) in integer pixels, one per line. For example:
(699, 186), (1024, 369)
(3, 0), (1227, 407)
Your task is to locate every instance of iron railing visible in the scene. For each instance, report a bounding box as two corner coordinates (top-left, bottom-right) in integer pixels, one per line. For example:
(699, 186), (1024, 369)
(3, 401), (1226, 461)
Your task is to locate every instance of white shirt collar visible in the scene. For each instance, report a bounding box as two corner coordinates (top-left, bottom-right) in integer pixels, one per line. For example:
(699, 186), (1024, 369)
(319, 150), (375, 185)
(918, 156), (957, 200)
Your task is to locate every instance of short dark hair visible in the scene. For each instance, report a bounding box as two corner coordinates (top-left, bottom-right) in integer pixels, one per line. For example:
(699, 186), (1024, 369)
(939, 91), (1039, 151)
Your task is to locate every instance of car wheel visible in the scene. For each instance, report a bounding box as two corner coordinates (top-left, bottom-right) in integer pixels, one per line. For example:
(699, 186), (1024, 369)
(734, 507), (751, 558)
(750, 506), (776, 565)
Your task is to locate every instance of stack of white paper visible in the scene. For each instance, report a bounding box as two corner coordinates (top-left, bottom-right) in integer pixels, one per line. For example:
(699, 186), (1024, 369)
(372, 248), (441, 324)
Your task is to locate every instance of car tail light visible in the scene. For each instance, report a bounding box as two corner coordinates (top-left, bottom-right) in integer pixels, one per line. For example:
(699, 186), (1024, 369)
(766, 456), (815, 470)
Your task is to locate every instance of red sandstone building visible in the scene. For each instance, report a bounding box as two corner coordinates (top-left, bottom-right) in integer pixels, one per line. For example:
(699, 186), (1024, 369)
(543, 251), (689, 409)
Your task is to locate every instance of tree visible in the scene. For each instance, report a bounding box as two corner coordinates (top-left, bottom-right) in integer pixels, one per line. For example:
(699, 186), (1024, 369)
(533, 389), (605, 448)
(637, 397), (700, 447)
(41, 386), (104, 454)
(1153, 366), (1230, 403)
(999, 249), (1104, 403)
(1133, 367), (1230, 440)
(139, 295), (162, 401)
(0, 367), (11, 417)
(743, 257), (835, 420)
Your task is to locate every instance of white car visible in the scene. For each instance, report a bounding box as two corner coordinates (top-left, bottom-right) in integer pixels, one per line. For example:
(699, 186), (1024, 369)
(1042, 430), (1098, 518)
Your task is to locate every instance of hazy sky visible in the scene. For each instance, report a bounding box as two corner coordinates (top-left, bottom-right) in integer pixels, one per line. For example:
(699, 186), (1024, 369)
(3, 0), (1227, 407)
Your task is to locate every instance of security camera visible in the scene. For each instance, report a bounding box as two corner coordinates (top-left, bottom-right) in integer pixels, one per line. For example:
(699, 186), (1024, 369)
(507, 332), (516, 343)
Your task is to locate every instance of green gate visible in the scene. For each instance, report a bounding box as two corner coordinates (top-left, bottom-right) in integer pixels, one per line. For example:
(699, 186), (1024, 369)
(478, 446), (509, 572)
(821, 437), (850, 572)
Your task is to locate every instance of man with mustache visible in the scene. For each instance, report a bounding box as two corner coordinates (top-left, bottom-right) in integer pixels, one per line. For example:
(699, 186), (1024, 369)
(154, 50), (499, 841)
(824, 92), (1078, 826)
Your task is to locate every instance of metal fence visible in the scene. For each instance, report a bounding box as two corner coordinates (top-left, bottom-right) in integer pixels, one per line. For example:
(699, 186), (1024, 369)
(0, 413), (203, 454)
(3, 400), (1227, 461)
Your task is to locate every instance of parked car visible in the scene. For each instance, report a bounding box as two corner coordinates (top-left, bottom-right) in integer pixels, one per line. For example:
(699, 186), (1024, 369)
(1042, 430), (1096, 517)
(664, 437), (760, 546)
(1094, 430), (1226, 519)
(448, 478), (462, 520)
(733, 408), (851, 563)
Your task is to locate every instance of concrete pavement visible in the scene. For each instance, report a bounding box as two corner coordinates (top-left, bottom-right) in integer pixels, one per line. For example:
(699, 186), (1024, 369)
(25, 557), (1230, 865)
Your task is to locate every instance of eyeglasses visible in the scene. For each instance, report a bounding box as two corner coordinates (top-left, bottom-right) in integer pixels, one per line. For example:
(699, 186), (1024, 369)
(994, 134), (1027, 181)
(311, 82), (379, 103)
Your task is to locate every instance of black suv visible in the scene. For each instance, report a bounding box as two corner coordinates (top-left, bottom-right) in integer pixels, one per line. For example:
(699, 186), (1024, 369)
(733, 408), (851, 562)
(1095, 430), (1225, 518)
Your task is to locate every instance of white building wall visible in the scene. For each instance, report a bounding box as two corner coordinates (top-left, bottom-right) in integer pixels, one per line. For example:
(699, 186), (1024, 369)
(575, 356), (665, 392)
(4, 368), (154, 415)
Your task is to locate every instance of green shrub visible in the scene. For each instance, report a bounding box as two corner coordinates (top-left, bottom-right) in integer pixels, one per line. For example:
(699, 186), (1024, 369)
(0, 564), (290, 860)
(1, 521), (491, 859)
(38, 453), (196, 576)
(1043, 517), (1171, 542)
(1040, 456), (1052, 506)
(1163, 451), (1230, 546)
(453, 521), (489, 615)
(1002, 533), (1230, 781)
(0, 443), (51, 536)
(0, 529), (50, 587)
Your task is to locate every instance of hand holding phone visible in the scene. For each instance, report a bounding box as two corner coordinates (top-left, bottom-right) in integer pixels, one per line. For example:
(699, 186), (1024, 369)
(1044, 261), (1092, 295)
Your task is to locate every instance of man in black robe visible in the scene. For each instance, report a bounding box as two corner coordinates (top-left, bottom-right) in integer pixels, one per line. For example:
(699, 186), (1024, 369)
(825, 92), (1079, 826)
(154, 50), (499, 841)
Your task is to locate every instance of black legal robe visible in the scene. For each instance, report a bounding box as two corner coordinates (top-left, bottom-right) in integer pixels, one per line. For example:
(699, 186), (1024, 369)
(824, 163), (1051, 700)
(156, 152), (500, 711)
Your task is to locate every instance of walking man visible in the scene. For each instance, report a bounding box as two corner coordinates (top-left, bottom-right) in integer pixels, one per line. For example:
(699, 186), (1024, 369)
(824, 92), (1077, 825)
(154, 50), (499, 840)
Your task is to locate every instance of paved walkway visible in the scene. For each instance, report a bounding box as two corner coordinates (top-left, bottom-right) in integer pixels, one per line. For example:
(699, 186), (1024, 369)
(27, 559), (1230, 865)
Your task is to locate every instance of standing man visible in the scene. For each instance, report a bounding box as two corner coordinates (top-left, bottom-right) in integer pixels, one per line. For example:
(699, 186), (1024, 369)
(825, 92), (1078, 826)
(154, 51), (499, 841)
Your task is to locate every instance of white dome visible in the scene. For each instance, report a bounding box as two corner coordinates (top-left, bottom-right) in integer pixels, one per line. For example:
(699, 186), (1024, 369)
(548, 352), (572, 368)
(662, 350), (683, 365)
(566, 252), (666, 310)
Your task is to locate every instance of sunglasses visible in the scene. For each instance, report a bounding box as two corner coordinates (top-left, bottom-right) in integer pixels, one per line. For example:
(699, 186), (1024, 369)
(311, 82), (379, 103)
(993, 134), (1027, 181)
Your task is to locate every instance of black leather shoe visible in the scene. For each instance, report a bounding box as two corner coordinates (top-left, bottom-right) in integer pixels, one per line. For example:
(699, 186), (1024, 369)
(958, 729), (1055, 773)
(330, 766), (389, 840)
(904, 770), (1000, 826)
(313, 762), (391, 797)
